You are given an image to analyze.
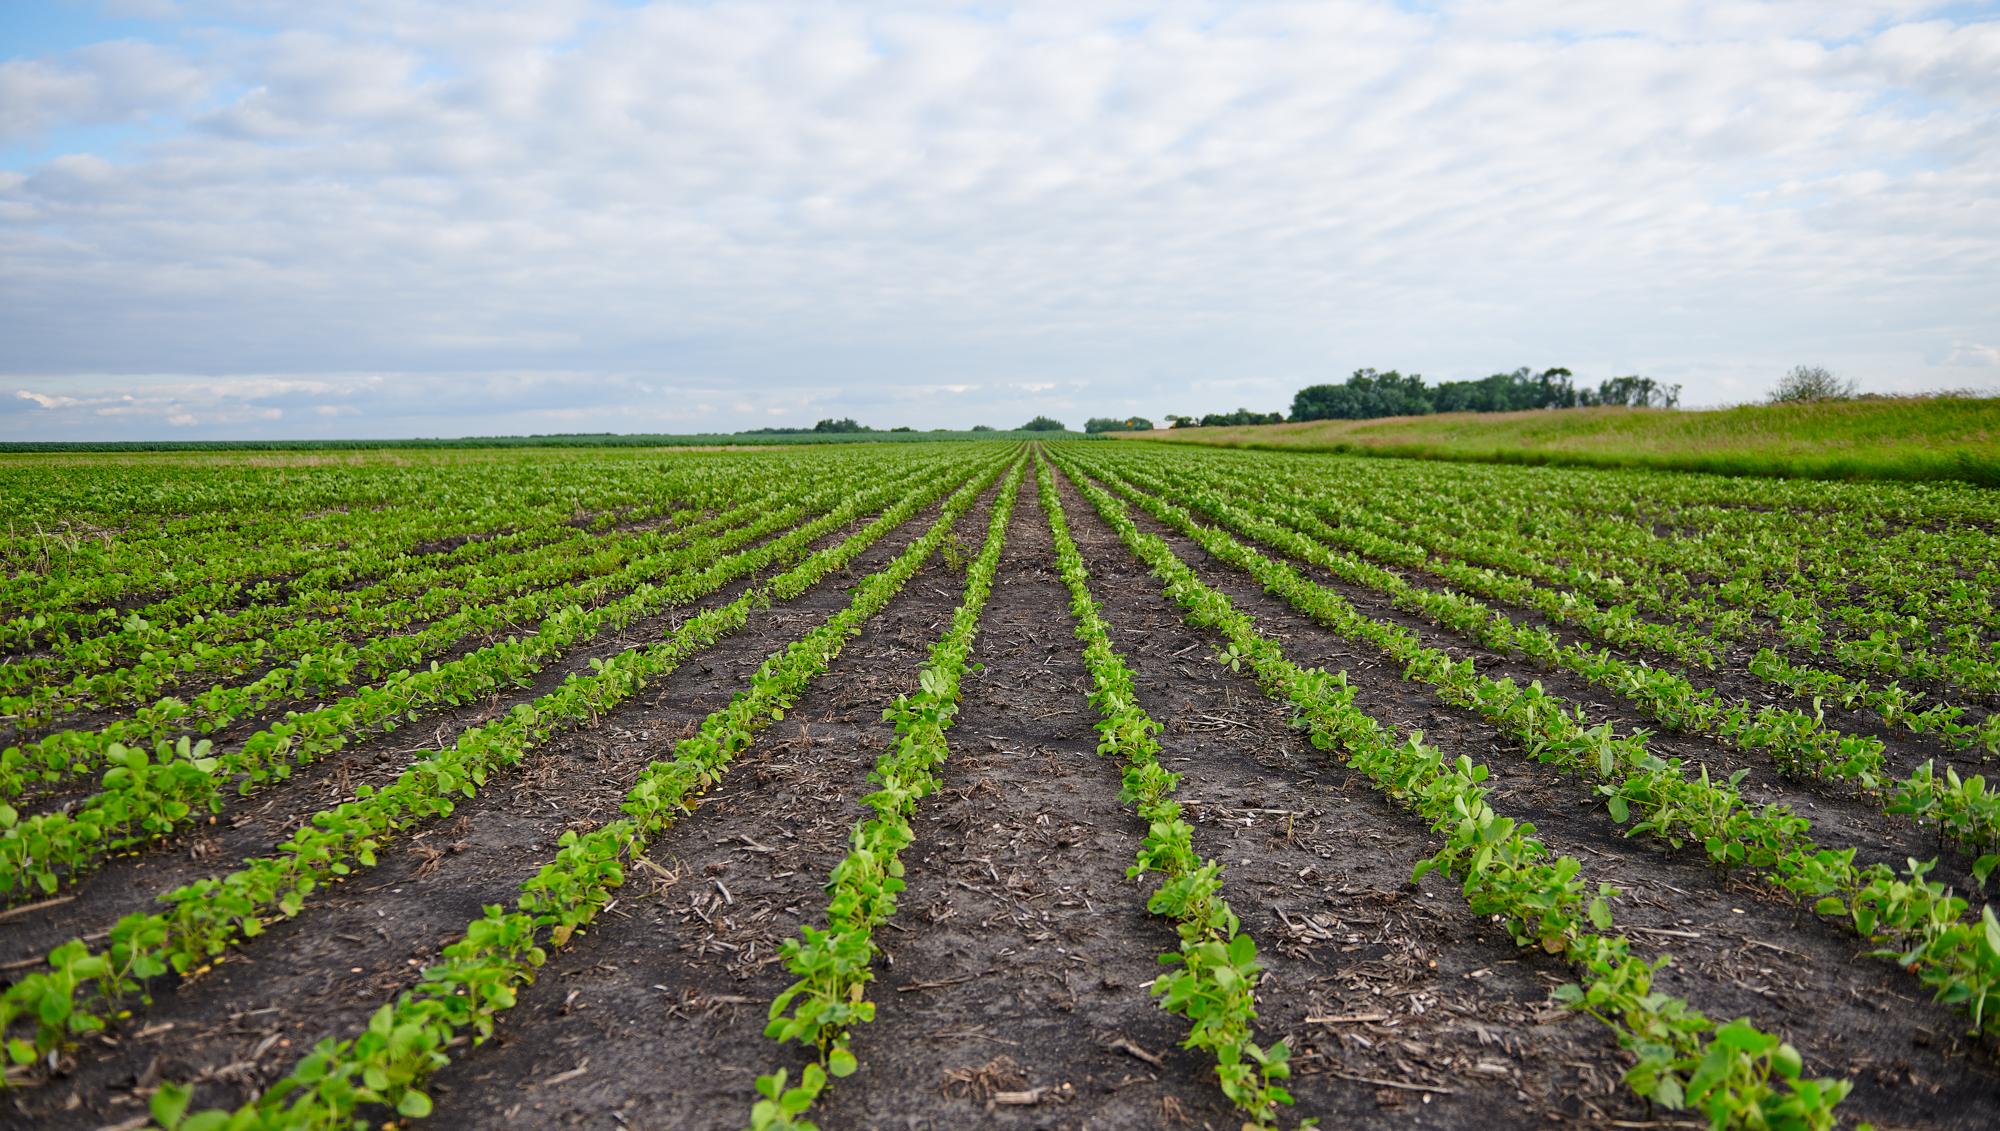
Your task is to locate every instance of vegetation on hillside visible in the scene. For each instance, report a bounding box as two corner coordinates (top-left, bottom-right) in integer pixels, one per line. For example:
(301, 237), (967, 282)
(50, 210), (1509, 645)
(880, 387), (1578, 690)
(1120, 395), (2000, 486)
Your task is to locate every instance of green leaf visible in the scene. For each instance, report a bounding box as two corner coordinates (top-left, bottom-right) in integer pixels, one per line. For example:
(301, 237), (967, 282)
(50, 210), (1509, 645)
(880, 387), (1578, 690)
(1973, 854), (1999, 890)
(397, 1089), (434, 1118)
(38, 990), (71, 1025)
(828, 1046), (857, 1077)
(149, 1080), (193, 1129)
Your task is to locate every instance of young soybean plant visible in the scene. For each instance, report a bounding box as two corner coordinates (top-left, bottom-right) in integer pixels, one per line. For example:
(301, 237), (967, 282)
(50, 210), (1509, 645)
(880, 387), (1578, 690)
(136, 455), (1017, 1131)
(1038, 457), (1303, 1129)
(1051, 451), (1855, 1131)
(751, 460), (1025, 1131)
(0, 461), (989, 1075)
(1074, 451), (2000, 1046)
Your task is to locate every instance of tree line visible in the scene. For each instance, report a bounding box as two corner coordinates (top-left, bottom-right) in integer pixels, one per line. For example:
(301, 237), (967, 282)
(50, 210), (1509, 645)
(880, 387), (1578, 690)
(732, 367), (1694, 439)
(1286, 367), (1679, 423)
(743, 417), (1074, 435)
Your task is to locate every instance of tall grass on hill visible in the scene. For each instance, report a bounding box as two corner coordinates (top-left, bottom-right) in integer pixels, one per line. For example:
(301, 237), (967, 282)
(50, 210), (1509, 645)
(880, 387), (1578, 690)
(1123, 396), (1999, 487)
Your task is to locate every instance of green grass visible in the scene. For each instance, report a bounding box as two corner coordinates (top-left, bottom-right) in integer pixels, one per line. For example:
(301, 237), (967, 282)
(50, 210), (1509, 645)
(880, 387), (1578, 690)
(1120, 397), (2000, 487)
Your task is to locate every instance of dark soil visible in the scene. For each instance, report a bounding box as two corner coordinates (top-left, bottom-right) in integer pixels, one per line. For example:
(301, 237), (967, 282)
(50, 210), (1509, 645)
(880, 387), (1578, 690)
(1054, 462), (2000, 1129)
(7, 449), (1996, 1131)
(0, 504), (899, 950)
(1100, 469), (1997, 891)
(3, 506), (787, 783)
(814, 477), (1244, 1130)
(413, 485), (1002, 1129)
(0, 482), (972, 1129)
(1051, 468), (1646, 1129)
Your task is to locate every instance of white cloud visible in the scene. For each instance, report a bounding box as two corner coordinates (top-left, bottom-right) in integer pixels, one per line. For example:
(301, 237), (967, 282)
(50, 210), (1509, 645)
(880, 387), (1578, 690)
(1945, 342), (2000, 368)
(2, 1), (1997, 438)
(0, 39), (210, 142)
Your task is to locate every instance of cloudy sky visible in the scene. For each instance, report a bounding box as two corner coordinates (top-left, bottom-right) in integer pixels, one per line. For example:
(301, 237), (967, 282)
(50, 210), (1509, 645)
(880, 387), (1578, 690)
(3, 1), (1997, 439)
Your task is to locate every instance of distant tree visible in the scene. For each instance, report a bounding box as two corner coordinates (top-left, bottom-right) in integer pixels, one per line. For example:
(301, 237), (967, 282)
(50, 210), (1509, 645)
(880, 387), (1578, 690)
(1584, 376), (1681, 409)
(1291, 369), (1433, 421)
(1020, 415), (1067, 431)
(969, 424), (996, 432)
(1431, 367), (1579, 413)
(1770, 365), (1856, 403)
(1198, 407), (1283, 427)
(1086, 416), (1156, 433)
(813, 417), (870, 433)
(889, 425), (916, 432)
(1167, 414), (1199, 428)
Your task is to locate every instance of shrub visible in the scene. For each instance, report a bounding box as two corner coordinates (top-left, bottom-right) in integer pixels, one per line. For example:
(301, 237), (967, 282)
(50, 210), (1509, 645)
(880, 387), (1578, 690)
(1771, 366), (1857, 403)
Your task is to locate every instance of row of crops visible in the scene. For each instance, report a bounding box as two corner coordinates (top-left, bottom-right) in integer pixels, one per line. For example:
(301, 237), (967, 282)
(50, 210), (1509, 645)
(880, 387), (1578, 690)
(0, 441), (1995, 1128)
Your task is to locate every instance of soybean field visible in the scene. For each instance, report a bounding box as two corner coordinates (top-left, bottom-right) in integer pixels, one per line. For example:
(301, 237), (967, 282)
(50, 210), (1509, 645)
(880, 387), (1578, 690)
(2, 441), (1997, 1130)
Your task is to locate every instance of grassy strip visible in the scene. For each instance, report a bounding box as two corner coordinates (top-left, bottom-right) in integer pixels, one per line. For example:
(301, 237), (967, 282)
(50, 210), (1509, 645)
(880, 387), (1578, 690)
(1060, 452), (2000, 1044)
(1121, 397), (2000, 487)
(1086, 454), (2000, 855)
(0, 455), (1009, 1079)
(137, 456), (1027, 1131)
(1038, 457), (1300, 1127)
(1052, 457), (1854, 1129)
(747, 458), (1025, 1131)
(0, 461), (956, 902)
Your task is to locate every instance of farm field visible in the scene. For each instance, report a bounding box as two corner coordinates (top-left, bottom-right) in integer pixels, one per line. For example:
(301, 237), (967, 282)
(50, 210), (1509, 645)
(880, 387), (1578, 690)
(1, 440), (1997, 1130)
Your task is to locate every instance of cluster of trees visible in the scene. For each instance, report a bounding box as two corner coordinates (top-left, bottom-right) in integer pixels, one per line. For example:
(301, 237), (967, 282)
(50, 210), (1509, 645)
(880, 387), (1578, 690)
(1166, 408), (1284, 428)
(726, 364), (1868, 441)
(1289, 367), (1680, 422)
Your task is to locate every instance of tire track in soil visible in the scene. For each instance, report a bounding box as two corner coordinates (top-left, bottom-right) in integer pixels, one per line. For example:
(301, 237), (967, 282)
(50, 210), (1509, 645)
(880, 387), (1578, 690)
(4, 484), (987, 1131)
(812, 478), (1243, 1131)
(1065, 467), (2000, 1129)
(0, 500), (903, 968)
(1052, 469), (1646, 1129)
(413, 490), (1000, 1129)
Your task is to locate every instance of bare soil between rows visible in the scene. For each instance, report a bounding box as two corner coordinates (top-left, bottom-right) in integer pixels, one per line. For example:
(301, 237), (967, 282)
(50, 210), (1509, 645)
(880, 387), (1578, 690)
(0, 481), (968, 1128)
(5, 452), (1996, 1131)
(1051, 461), (2000, 1130)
